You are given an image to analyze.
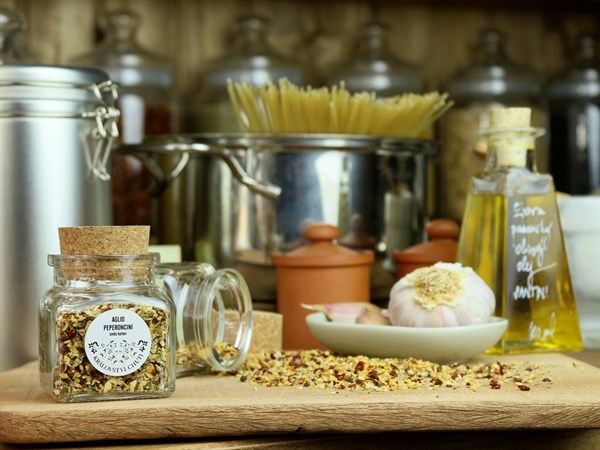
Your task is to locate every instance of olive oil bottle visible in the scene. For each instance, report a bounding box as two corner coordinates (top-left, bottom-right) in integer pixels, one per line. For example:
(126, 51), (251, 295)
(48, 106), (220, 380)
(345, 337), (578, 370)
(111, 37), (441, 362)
(457, 107), (582, 354)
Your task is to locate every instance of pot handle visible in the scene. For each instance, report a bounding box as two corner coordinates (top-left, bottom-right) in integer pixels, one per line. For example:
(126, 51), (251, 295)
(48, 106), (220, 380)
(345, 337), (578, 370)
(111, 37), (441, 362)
(117, 142), (282, 200)
(133, 152), (191, 196)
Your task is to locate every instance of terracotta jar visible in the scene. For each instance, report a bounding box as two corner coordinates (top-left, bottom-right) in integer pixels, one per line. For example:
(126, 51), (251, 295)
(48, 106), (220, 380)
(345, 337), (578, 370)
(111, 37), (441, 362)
(393, 219), (459, 278)
(271, 223), (374, 350)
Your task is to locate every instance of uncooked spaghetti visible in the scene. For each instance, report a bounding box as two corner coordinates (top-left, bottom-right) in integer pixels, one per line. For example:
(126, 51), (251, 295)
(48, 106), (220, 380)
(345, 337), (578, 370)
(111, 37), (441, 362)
(227, 78), (453, 138)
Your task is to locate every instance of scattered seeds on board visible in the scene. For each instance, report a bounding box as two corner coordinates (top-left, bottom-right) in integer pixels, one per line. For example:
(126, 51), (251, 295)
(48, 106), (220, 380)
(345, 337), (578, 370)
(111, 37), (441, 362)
(232, 350), (550, 392)
(176, 342), (240, 372)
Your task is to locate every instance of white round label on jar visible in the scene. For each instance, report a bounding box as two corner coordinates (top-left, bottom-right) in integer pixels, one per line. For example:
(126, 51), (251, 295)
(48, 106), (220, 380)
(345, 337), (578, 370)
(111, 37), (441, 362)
(84, 308), (152, 376)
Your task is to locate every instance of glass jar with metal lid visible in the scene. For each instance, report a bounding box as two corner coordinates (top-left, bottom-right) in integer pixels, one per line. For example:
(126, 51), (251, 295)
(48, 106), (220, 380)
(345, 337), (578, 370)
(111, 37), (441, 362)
(437, 28), (548, 221)
(0, 4), (33, 64)
(188, 15), (306, 133)
(548, 32), (600, 195)
(71, 8), (178, 233)
(71, 8), (176, 143)
(325, 21), (423, 97)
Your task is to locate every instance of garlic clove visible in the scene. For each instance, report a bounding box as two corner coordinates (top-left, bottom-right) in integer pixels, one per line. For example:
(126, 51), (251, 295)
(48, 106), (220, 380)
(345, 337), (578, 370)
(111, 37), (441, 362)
(355, 307), (391, 326)
(301, 302), (385, 324)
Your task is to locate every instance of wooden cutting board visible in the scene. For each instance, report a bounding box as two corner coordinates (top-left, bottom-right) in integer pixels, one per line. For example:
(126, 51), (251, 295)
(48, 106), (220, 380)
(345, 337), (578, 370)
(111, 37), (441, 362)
(1, 354), (599, 445)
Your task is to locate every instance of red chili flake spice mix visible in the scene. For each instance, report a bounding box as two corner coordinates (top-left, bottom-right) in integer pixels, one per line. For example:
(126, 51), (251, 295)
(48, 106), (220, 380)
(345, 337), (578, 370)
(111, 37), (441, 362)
(233, 350), (548, 392)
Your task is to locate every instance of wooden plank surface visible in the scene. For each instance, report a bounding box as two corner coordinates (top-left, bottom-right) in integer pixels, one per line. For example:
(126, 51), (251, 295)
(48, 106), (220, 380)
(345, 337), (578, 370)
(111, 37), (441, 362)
(1, 354), (599, 445)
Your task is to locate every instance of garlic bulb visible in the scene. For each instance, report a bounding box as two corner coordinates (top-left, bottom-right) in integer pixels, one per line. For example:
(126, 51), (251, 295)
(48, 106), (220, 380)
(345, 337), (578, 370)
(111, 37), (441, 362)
(388, 262), (495, 327)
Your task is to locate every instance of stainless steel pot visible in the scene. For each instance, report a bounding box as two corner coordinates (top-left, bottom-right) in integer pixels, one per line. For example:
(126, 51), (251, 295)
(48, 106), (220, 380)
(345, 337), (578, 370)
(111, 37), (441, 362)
(0, 65), (119, 371)
(119, 134), (435, 308)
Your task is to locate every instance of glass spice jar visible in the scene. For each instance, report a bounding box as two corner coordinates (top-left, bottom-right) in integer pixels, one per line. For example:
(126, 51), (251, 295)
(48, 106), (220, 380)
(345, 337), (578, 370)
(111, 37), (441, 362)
(155, 263), (253, 377)
(39, 253), (176, 403)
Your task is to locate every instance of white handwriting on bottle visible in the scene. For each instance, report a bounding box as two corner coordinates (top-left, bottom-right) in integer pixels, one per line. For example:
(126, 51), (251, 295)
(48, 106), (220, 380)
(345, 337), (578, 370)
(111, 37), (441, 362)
(510, 201), (557, 301)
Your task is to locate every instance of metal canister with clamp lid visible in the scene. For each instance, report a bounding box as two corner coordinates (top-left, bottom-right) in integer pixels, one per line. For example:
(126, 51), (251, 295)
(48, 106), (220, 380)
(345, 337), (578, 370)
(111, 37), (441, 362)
(0, 64), (121, 371)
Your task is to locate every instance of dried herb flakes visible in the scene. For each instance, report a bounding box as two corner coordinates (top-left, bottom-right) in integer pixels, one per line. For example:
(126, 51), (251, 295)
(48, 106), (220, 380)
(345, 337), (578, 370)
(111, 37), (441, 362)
(233, 350), (549, 392)
(53, 303), (170, 398)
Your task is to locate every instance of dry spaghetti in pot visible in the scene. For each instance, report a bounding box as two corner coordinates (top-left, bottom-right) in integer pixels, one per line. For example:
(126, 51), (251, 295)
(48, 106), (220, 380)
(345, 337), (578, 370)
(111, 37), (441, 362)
(227, 78), (453, 138)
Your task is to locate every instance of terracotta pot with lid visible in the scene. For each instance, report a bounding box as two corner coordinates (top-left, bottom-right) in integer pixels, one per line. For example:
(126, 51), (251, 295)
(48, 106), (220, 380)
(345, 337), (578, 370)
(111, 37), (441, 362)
(393, 219), (460, 278)
(271, 223), (374, 350)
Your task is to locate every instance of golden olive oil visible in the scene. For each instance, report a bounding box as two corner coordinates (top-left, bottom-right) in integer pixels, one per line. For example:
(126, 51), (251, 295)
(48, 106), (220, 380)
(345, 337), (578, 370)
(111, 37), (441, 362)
(457, 107), (582, 354)
(459, 190), (582, 353)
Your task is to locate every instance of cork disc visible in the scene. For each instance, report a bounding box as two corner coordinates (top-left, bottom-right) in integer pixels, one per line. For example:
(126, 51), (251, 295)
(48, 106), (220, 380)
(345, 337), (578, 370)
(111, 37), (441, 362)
(489, 107), (531, 128)
(59, 226), (150, 255)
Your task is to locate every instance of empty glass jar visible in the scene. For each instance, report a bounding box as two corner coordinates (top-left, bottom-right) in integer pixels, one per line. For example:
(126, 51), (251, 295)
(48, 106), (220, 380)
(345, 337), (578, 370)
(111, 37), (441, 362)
(155, 263), (253, 376)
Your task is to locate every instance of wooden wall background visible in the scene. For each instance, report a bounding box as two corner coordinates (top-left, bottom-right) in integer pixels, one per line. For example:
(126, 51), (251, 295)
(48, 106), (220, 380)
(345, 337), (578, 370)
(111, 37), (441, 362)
(3, 0), (599, 126)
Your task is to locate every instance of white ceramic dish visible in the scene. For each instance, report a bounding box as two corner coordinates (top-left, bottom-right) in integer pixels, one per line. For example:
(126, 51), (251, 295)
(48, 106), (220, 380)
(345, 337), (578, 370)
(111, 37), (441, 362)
(306, 312), (508, 364)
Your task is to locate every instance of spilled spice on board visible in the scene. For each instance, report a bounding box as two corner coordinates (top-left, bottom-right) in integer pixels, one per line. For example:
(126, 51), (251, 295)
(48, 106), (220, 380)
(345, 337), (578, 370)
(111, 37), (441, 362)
(176, 342), (240, 371)
(232, 350), (551, 392)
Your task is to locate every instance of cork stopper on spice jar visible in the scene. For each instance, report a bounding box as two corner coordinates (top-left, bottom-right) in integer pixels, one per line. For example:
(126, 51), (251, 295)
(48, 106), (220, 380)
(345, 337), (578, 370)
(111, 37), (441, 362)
(57, 226), (152, 280)
(59, 226), (150, 255)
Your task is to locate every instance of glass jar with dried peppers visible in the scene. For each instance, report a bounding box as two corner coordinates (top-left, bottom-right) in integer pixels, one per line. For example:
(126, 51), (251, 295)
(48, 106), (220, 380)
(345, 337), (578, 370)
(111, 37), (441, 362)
(39, 226), (176, 403)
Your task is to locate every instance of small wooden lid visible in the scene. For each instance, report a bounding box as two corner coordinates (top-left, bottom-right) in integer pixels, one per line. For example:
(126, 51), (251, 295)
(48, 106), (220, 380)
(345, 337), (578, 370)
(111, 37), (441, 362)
(59, 226), (150, 255)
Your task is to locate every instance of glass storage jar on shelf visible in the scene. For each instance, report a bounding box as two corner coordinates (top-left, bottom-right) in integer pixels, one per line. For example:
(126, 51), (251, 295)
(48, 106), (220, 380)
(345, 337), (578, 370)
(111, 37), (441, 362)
(71, 8), (178, 232)
(548, 32), (600, 195)
(0, 4), (34, 64)
(325, 21), (424, 97)
(39, 227), (176, 403)
(438, 28), (548, 222)
(187, 15), (306, 132)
